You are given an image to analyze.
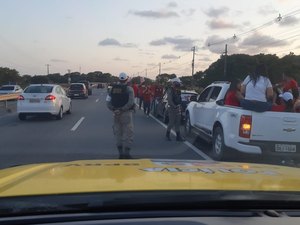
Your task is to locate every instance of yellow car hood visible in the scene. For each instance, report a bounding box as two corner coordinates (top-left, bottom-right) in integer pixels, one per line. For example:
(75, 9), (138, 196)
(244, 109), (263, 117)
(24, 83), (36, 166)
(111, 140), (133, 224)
(0, 159), (299, 197)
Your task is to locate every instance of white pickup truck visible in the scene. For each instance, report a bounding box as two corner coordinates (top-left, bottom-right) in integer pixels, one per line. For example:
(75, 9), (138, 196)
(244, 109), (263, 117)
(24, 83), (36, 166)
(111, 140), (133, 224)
(185, 81), (300, 160)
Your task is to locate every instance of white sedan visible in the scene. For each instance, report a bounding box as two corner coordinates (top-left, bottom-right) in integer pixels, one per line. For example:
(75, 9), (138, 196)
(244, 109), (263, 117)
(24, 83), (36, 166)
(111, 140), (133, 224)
(17, 84), (72, 120)
(0, 85), (23, 95)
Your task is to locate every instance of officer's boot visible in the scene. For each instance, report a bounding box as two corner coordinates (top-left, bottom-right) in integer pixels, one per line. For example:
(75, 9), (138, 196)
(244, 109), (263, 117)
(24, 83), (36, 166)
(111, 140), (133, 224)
(176, 132), (185, 142)
(124, 147), (132, 159)
(166, 130), (171, 141)
(117, 145), (124, 159)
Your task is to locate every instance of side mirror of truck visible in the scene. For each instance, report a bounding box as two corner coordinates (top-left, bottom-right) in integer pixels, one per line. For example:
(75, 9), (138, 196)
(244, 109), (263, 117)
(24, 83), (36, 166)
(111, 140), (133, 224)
(190, 95), (198, 102)
(216, 99), (224, 106)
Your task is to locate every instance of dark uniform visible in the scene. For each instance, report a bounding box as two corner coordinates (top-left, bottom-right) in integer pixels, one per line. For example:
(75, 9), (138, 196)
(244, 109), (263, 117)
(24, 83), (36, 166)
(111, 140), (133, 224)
(107, 83), (135, 158)
(166, 85), (185, 142)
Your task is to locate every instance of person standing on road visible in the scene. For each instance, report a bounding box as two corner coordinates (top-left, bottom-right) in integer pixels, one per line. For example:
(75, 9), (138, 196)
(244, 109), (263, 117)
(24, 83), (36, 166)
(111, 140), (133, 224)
(132, 82), (139, 104)
(138, 84), (144, 110)
(143, 85), (152, 117)
(165, 78), (185, 142)
(106, 72), (135, 159)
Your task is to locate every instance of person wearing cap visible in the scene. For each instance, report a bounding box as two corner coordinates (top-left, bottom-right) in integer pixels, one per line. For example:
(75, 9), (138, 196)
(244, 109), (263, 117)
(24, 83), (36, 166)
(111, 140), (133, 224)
(271, 92), (294, 112)
(165, 77), (185, 142)
(106, 72), (135, 159)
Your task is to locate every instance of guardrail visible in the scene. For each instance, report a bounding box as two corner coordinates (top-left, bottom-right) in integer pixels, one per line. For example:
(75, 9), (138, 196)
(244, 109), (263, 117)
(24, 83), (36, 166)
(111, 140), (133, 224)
(0, 94), (20, 110)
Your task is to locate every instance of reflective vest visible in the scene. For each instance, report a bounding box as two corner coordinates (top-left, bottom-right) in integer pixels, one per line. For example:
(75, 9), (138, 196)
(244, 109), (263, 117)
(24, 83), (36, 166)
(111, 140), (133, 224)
(172, 89), (182, 105)
(110, 84), (129, 108)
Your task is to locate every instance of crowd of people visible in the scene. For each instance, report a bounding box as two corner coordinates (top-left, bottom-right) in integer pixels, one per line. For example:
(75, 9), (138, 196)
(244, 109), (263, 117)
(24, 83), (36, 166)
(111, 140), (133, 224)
(224, 64), (300, 113)
(131, 82), (164, 117)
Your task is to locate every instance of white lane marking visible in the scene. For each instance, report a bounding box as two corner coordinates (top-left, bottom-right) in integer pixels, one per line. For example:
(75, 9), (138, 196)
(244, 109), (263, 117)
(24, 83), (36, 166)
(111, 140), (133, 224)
(96, 99), (100, 102)
(71, 117), (85, 131)
(149, 113), (213, 161)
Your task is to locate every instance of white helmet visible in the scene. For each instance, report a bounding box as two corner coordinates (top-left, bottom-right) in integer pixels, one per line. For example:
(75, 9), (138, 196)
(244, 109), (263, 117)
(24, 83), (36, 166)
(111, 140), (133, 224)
(119, 72), (128, 81)
(171, 77), (182, 84)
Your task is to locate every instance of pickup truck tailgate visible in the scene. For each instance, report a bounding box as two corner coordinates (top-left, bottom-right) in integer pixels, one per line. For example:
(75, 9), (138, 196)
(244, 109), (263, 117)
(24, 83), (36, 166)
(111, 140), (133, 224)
(251, 112), (299, 141)
(250, 112), (300, 153)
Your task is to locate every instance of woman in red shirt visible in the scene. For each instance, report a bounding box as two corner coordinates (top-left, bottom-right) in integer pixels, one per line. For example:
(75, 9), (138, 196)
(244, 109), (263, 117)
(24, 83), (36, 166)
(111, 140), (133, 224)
(225, 79), (243, 107)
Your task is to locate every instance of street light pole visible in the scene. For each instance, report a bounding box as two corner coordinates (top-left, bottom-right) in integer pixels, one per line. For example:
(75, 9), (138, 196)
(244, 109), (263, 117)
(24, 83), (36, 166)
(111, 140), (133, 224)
(191, 46), (195, 76)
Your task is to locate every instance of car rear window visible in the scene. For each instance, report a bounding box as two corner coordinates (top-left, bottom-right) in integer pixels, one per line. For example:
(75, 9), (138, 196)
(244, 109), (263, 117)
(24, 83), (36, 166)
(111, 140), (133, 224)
(0, 86), (14, 91)
(70, 84), (84, 90)
(181, 93), (197, 101)
(24, 86), (53, 93)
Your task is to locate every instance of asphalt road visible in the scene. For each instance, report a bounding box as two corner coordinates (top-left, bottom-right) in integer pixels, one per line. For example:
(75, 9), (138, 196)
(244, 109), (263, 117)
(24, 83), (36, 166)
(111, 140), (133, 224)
(0, 89), (207, 169)
(0, 88), (298, 169)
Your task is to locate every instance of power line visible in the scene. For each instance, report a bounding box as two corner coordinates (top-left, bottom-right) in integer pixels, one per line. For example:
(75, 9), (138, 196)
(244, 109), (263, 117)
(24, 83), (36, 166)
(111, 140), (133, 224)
(207, 9), (300, 47)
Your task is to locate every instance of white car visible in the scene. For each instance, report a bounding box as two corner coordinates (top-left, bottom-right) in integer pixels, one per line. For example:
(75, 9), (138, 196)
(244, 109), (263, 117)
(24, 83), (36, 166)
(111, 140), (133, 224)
(0, 85), (23, 95)
(17, 84), (72, 120)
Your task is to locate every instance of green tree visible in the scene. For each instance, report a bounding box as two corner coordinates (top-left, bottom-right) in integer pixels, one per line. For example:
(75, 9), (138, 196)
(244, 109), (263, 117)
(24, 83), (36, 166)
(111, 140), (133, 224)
(0, 67), (21, 85)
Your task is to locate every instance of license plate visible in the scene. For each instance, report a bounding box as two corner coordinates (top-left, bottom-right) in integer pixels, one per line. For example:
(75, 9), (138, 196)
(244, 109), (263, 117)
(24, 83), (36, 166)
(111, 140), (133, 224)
(275, 144), (296, 153)
(74, 94), (79, 96)
(29, 99), (40, 103)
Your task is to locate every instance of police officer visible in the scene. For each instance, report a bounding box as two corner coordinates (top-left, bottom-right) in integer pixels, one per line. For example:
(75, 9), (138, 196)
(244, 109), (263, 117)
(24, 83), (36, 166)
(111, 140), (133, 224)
(106, 72), (135, 159)
(166, 78), (185, 142)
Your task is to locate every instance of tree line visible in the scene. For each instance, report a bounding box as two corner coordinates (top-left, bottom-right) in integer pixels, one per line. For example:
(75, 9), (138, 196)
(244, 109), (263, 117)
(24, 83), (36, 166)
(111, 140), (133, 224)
(1, 53), (300, 91)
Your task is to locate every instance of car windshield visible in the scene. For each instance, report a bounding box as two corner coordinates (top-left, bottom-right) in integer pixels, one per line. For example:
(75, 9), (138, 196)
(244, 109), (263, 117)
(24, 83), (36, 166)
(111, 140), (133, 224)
(0, 86), (14, 91)
(70, 84), (84, 90)
(0, 0), (300, 217)
(24, 86), (53, 93)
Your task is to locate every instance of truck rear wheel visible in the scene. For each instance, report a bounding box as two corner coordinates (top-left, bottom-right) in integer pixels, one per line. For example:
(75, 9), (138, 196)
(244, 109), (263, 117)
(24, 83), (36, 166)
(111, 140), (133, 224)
(212, 126), (227, 160)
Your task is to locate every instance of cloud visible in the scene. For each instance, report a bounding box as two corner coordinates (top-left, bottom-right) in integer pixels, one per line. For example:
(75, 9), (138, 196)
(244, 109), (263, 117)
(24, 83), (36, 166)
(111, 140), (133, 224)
(123, 43), (138, 48)
(205, 35), (227, 54)
(150, 36), (197, 51)
(204, 7), (229, 18)
(167, 1), (177, 8)
(129, 10), (179, 19)
(113, 57), (128, 62)
(139, 51), (155, 56)
(258, 5), (277, 15)
(161, 54), (179, 59)
(241, 33), (289, 48)
(50, 59), (68, 63)
(181, 9), (196, 17)
(98, 38), (121, 46)
(198, 57), (212, 62)
(98, 38), (137, 48)
(279, 16), (299, 26)
(207, 19), (238, 29)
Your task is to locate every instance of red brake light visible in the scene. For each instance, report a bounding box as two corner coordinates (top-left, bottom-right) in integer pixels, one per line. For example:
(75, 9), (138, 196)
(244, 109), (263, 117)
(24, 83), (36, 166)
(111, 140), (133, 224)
(45, 95), (56, 101)
(239, 115), (252, 138)
(18, 95), (24, 100)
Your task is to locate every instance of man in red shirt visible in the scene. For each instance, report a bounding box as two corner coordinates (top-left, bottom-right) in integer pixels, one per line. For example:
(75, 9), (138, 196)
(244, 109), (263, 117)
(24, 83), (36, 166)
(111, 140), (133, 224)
(282, 72), (299, 100)
(143, 85), (152, 116)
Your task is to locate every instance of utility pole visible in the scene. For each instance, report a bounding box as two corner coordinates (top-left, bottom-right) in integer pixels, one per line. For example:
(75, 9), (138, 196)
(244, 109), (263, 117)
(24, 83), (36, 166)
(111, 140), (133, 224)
(159, 63), (161, 76)
(224, 44), (228, 78)
(46, 64), (50, 75)
(191, 46), (196, 76)
(67, 69), (71, 84)
(145, 69), (147, 78)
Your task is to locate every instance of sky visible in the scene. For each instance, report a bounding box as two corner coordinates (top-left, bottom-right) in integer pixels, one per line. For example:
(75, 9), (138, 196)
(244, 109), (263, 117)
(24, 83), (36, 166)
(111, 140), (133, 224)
(0, 0), (299, 79)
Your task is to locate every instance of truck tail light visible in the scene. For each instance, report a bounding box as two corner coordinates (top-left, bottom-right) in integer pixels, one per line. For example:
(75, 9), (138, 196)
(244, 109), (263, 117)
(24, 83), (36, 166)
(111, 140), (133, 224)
(239, 115), (252, 138)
